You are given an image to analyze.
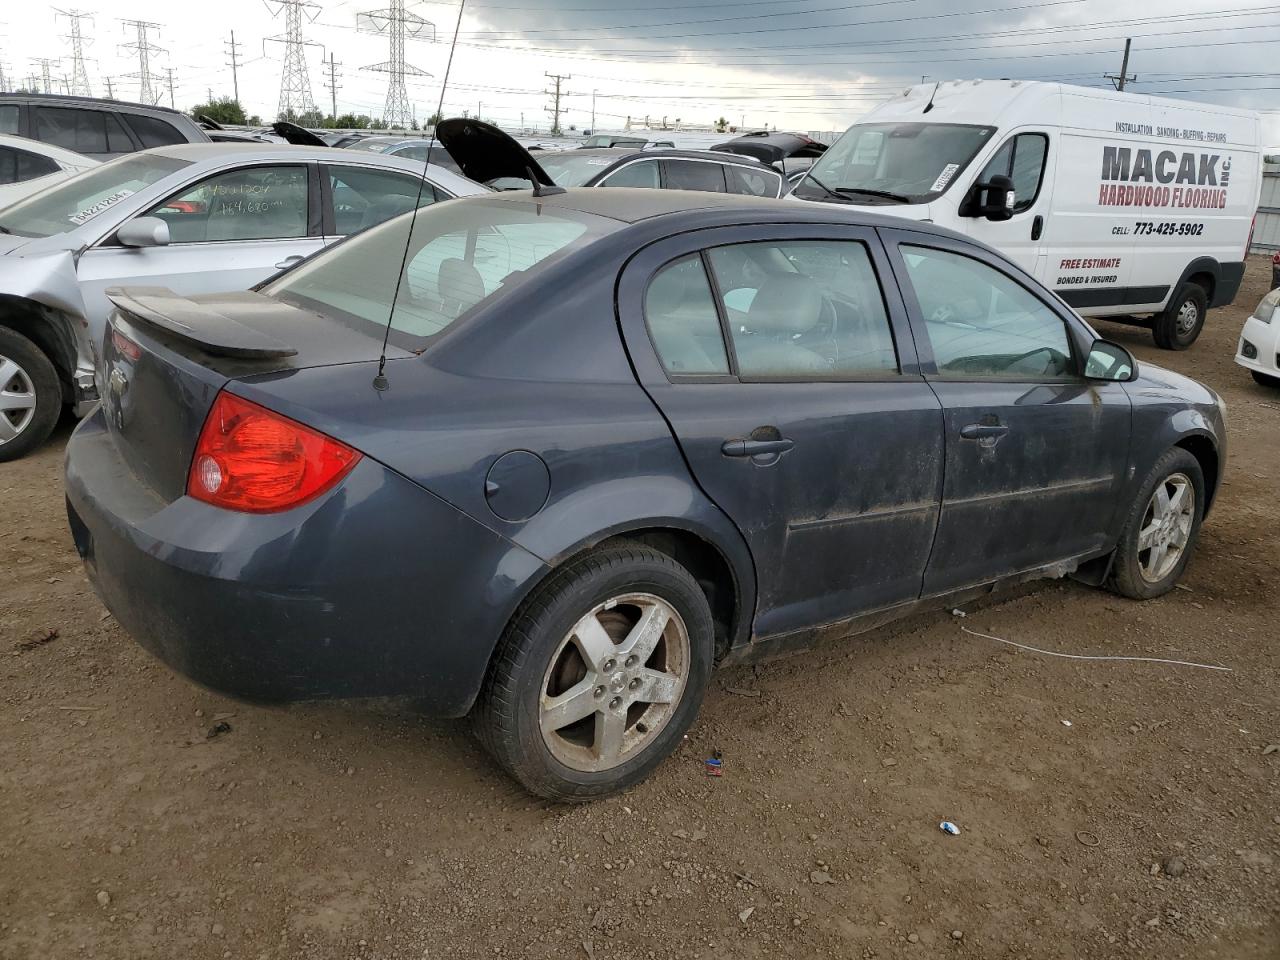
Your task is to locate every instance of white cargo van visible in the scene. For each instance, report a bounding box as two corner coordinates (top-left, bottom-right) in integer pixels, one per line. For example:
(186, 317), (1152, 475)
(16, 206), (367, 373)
(791, 80), (1262, 349)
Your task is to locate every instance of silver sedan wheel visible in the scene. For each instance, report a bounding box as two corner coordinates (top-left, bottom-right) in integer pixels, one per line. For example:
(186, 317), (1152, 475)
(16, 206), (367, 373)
(1176, 298), (1200, 335)
(0, 354), (37, 446)
(1137, 472), (1195, 583)
(539, 593), (690, 773)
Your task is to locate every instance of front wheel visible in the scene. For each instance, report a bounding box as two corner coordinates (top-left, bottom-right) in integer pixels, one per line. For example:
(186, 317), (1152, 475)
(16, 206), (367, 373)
(0, 327), (62, 463)
(1152, 282), (1207, 350)
(475, 544), (714, 802)
(1108, 448), (1205, 599)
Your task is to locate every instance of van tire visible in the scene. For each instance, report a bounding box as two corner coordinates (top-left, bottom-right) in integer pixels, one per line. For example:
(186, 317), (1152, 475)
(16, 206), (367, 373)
(1152, 282), (1207, 350)
(0, 327), (62, 463)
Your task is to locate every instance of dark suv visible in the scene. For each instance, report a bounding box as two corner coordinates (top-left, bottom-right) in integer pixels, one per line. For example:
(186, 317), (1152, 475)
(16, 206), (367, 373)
(0, 93), (209, 159)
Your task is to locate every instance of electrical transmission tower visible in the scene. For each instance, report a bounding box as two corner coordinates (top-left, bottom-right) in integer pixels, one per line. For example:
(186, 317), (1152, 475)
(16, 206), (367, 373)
(358, 0), (433, 129)
(544, 72), (571, 136)
(265, 0), (321, 120)
(323, 52), (341, 119)
(56, 9), (94, 97)
(119, 19), (164, 105)
(32, 57), (60, 95)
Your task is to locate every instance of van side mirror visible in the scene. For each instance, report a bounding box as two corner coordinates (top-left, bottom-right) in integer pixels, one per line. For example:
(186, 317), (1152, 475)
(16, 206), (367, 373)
(969, 174), (1015, 222)
(1084, 340), (1137, 382)
(117, 216), (170, 248)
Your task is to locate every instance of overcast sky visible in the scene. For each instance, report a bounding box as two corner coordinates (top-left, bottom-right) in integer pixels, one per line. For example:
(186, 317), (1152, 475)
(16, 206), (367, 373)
(2, 0), (1277, 141)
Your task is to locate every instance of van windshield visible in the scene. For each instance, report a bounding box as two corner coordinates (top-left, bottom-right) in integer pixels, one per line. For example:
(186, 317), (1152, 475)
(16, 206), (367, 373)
(792, 123), (995, 206)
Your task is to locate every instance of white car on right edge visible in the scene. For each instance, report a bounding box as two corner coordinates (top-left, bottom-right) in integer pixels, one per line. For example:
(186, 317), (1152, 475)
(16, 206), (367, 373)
(1236, 283), (1280, 387)
(0, 134), (97, 208)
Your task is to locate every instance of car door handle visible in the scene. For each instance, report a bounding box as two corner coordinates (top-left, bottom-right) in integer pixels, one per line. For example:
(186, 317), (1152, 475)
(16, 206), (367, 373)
(960, 423), (1010, 440)
(1031, 214), (1044, 241)
(722, 438), (795, 458)
(275, 255), (304, 270)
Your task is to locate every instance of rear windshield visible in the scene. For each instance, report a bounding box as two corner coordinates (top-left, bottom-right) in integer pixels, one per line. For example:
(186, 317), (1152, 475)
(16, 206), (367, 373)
(0, 153), (189, 238)
(266, 198), (617, 351)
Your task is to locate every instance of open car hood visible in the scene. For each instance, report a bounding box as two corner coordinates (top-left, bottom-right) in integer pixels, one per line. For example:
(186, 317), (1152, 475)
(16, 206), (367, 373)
(271, 121), (328, 147)
(712, 133), (827, 165)
(435, 118), (553, 187)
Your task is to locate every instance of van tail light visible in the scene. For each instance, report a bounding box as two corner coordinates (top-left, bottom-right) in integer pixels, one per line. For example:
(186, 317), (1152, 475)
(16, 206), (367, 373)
(188, 392), (361, 513)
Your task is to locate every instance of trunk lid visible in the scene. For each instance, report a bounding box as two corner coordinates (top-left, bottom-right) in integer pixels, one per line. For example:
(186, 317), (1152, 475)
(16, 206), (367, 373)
(100, 286), (410, 501)
(435, 118), (554, 187)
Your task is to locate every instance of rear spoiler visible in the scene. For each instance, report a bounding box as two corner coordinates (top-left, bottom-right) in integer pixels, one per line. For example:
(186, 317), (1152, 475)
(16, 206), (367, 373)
(105, 286), (298, 360)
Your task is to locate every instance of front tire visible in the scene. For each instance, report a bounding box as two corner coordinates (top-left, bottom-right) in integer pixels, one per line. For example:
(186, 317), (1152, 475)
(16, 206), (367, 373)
(475, 543), (714, 802)
(1152, 282), (1207, 350)
(0, 327), (62, 463)
(1251, 370), (1280, 389)
(1108, 448), (1205, 600)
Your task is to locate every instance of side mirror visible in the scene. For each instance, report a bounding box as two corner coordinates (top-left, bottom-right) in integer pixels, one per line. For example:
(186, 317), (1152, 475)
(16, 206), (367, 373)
(969, 174), (1015, 222)
(1084, 339), (1137, 382)
(116, 216), (170, 248)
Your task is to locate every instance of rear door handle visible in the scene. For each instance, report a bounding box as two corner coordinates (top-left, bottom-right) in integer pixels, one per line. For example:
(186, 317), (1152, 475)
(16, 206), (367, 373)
(960, 423), (1010, 441)
(275, 255), (304, 270)
(722, 438), (795, 458)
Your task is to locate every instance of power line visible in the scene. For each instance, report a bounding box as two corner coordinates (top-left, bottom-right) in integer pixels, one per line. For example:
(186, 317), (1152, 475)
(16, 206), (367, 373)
(265, 0), (321, 119)
(358, 0), (433, 128)
(544, 71), (571, 135)
(225, 30), (242, 103)
(56, 9), (94, 97)
(118, 19), (164, 106)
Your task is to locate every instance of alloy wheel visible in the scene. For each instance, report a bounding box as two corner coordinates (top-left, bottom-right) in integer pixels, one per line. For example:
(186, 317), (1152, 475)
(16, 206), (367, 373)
(1136, 472), (1195, 583)
(0, 355), (37, 446)
(539, 593), (689, 773)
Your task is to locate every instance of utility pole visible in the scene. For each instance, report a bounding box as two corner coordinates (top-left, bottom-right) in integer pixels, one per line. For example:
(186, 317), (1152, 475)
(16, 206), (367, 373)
(590, 89), (596, 133)
(323, 52), (341, 120)
(358, 0), (433, 130)
(225, 30), (241, 104)
(163, 66), (176, 108)
(119, 19), (164, 105)
(104, 75), (114, 99)
(1104, 38), (1136, 91)
(265, 0), (321, 120)
(56, 9), (94, 97)
(544, 72), (570, 136)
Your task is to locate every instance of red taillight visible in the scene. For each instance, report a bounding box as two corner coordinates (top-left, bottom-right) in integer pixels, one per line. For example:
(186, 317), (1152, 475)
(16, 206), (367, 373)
(187, 392), (360, 513)
(111, 329), (142, 361)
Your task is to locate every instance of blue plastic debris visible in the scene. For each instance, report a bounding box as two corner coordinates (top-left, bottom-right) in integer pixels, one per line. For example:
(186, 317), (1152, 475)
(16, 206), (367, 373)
(939, 821), (961, 836)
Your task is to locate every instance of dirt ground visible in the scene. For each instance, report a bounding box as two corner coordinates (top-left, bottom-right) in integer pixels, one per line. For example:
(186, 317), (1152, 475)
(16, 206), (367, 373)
(2, 257), (1278, 960)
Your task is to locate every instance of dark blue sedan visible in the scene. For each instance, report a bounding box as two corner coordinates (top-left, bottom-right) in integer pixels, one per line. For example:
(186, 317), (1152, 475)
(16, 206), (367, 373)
(65, 189), (1225, 800)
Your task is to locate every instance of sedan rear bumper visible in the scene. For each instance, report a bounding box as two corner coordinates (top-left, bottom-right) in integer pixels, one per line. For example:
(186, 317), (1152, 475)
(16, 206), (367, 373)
(64, 409), (548, 715)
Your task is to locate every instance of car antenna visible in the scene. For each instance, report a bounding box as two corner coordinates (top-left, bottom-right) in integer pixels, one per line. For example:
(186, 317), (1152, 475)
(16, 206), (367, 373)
(528, 165), (566, 197)
(372, 0), (467, 393)
(922, 81), (941, 114)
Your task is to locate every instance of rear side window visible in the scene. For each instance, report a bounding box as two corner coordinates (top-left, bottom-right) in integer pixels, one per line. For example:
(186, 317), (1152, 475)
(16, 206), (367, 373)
(662, 160), (726, 193)
(328, 165), (438, 235)
(0, 105), (18, 135)
(976, 133), (1048, 213)
(0, 146), (59, 184)
(644, 255), (731, 376)
(725, 165), (782, 198)
(148, 165), (309, 243)
(125, 114), (187, 148)
(708, 240), (898, 377)
(34, 106), (134, 154)
(601, 160), (659, 189)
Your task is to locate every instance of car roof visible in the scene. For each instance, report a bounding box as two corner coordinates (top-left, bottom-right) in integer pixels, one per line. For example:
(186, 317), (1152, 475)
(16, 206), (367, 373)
(483, 186), (964, 236)
(566, 147), (776, 167)
(0, 91), (190, 117)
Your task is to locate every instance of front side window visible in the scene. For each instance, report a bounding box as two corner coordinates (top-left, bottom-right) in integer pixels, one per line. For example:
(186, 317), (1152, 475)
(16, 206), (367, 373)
(328, 165), (438, 235)
(600, 160), (659, 189)
(662, 160), (726, 193)
(793, 123), (996, 206)
(0, 153), (189, 237)
(901, 245), (1073, 378)
(148, 165), (309, 243)
(644, 255), (731, 376)
(126, 114), (187, 148)
(708, 240), (898, 378)
(725, 165), (782, 198)
(267, 199), (616, 351)
(975, 133), (1048, 213)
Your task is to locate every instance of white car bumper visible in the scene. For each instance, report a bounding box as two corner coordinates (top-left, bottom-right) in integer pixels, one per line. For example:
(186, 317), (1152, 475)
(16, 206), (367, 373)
(1235, 313), (1279, 378)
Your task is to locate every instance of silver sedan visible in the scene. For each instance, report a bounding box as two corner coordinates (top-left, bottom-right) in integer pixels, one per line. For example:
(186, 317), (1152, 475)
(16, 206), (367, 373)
(0, 143), (484, 460)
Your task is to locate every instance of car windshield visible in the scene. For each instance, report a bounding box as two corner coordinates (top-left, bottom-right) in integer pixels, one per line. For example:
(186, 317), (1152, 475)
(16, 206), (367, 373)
(792, 122), (995, 205)
(0, 153), (189, 238)
(537, 152), (623, 187)
(266, 198), (618, 351)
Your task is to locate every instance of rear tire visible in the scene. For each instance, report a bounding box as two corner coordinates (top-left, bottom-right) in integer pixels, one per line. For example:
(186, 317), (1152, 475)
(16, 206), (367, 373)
(475, 543), (714, 802)
(0, 327), (62, 463)
(1251, 370), (1280, 389)
(1107, 448), (1205, 600)
(1152, 282), (1207, 350)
